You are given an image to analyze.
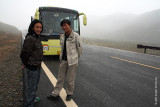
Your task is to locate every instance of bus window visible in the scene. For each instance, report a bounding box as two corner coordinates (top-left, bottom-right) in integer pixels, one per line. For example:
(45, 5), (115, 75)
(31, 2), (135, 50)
(74, 20), (78, 32)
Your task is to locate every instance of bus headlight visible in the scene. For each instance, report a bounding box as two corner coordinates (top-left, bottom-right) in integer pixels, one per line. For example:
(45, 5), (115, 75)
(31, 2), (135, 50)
(57, 51), (60, 55)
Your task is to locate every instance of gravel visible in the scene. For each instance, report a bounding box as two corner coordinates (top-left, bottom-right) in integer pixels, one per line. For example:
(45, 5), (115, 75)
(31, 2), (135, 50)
(0, 33), (23, 107)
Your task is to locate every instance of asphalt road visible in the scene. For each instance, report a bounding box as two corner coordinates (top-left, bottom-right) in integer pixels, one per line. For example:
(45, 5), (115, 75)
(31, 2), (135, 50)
(34, 44), (160, 107)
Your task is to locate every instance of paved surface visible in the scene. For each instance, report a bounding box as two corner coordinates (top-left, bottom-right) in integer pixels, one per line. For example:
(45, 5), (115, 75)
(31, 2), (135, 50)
(35, 44), (160, 107)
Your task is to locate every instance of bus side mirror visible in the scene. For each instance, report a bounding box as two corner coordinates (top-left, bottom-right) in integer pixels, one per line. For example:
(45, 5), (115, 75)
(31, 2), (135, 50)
(79, 12), (87, 26)
(34, 9), (39, 20)
(83, 15), (87, 26)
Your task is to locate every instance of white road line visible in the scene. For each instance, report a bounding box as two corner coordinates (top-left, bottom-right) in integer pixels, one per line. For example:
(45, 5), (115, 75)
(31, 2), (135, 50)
(41, 61), (78, 107)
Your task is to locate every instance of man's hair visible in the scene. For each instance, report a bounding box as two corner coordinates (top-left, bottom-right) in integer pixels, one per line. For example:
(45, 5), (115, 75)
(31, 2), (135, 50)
(60, 19), (71, 26)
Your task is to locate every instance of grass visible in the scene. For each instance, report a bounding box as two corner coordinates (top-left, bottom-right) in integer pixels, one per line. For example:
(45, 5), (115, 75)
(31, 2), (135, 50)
(0, 32), (20, 63)
(0, 31), (5, 35)
(0, 31), (23, 106)
(82, 37), (160, 56)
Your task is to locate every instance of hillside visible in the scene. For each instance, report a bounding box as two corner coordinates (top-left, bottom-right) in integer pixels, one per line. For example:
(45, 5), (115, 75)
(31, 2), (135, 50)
(109, 9), (160, 45)
(0, 22), (23, 106)
(0, 22), (20, 35)
(82, 9), (160, 45)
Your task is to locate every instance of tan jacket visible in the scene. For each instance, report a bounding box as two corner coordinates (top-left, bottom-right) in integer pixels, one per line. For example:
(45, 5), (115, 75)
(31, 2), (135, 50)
(60, 30), (82, 66)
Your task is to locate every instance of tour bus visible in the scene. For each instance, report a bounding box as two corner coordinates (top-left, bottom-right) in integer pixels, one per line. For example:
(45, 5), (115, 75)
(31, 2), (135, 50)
(32, 7), (87, 55)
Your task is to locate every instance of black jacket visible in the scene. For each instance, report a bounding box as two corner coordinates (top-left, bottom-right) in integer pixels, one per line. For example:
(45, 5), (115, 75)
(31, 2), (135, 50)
(20, 34), (43, 70)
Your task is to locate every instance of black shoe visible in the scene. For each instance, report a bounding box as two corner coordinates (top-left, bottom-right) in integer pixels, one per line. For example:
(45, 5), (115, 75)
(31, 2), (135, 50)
(47, 95), (60, 100)
(66, 95), (72, 101)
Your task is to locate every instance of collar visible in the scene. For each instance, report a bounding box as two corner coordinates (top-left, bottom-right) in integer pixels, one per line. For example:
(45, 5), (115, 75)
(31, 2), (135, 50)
(33, 33), (40, 38)
(68, 30), (74, 38)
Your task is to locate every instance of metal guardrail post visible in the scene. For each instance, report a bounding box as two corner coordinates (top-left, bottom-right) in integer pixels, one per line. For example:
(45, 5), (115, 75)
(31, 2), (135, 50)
(137, 44), (160, 53)
(144, 48), (147, 53)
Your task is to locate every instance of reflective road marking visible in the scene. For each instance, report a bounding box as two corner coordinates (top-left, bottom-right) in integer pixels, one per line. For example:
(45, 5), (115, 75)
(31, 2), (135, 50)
(111, 56), (160, 70)
(41, 61), (78, 107)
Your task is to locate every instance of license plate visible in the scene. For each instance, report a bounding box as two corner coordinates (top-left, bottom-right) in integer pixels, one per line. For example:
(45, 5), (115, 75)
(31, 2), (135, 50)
(43, 46), (49, 50)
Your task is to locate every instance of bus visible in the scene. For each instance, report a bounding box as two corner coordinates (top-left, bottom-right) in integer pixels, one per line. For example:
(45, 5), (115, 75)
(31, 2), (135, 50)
(32, 7), (87, 55)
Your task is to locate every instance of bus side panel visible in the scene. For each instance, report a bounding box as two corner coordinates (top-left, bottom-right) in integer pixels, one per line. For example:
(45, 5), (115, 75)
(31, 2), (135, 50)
(42, 39), (61, 55)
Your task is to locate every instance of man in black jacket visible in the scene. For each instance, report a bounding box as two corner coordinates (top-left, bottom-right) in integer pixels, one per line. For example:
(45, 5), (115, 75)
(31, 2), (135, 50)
(20, 19), (43, 107)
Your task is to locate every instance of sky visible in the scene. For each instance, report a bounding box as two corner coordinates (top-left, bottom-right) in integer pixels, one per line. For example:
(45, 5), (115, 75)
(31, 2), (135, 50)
(0, 0), (160, 30)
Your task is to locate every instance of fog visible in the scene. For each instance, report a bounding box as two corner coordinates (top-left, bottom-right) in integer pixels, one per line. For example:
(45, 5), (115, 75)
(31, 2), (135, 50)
(0, 0), (160, 45)
(1, 0), (160, 29)
(81, 9), (160, 45)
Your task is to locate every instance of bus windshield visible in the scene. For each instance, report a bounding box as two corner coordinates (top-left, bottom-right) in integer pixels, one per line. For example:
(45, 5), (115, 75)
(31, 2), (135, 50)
(40, 11), (79, 35)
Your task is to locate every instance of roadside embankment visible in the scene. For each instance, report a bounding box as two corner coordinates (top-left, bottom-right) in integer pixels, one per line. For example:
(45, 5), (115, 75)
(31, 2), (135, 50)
(0, 31), (23, 107)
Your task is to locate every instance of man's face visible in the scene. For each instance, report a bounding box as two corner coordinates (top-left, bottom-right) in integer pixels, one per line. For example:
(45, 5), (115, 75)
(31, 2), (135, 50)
(61, 23), (71, 33)
(33, 23), (42, 35)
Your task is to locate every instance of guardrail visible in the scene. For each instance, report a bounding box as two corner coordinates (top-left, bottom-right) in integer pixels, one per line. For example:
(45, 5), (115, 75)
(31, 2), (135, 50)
(137, 44), (160, 53)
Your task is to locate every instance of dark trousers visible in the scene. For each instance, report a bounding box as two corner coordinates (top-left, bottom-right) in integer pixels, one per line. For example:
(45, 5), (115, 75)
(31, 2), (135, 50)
(23, 68), (41, 107)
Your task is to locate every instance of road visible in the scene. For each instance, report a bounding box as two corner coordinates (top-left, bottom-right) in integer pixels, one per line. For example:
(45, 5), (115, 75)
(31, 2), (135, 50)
(34, 44), (160, 107)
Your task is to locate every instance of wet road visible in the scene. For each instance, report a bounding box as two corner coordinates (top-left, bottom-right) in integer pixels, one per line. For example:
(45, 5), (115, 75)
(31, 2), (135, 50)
(35, 44), (160, 107)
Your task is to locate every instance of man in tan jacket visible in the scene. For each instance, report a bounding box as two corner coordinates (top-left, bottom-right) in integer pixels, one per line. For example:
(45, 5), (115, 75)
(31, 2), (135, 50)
(47, 19), (82, 101)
